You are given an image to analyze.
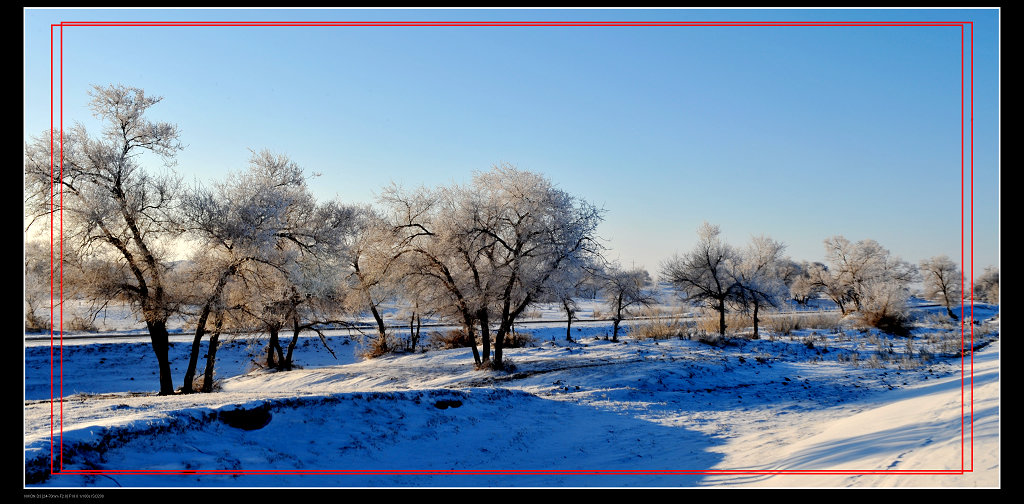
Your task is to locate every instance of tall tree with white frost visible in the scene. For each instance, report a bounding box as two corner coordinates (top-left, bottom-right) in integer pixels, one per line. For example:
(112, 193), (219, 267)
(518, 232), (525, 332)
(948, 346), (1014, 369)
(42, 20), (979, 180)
(24, 84), (183, 395)
(919, 255), (962, 320)
(661, 222), (739, 337)
(341, 206), (403, 356)
(730, 235), (788, 339)
(183, 151), (354, 377)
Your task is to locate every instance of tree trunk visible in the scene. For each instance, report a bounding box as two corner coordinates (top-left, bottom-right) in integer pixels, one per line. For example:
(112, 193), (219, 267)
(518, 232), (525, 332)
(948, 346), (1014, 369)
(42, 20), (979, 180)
(752, 301), (760, 339)
(479, 309), (491, 364)
(183, 266), (235, 393)
(612, 294), (623, 342)
(147, 319), (175, 395)
(369, 304), (388, 353)
(563, 300), (575, 341)
(494, 321), (504, 368)
(201, 311), (224, 393)
(461, 311), (481, 365)
(409, 314), (421, 351)
(182, 306), (210, 394)
(284, 314), (301, 370)
(718, 299), (727, 336)
(267, 325), (284, 369)
(467, 326), (481, 364)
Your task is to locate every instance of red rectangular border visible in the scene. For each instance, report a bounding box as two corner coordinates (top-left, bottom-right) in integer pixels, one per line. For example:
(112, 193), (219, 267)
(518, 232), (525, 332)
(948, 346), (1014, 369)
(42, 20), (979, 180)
(46, 19), (974, 479)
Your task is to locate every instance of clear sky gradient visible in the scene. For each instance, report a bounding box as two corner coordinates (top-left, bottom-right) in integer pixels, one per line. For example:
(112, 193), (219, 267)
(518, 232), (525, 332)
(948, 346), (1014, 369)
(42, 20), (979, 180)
(23, 8), (1000, 280)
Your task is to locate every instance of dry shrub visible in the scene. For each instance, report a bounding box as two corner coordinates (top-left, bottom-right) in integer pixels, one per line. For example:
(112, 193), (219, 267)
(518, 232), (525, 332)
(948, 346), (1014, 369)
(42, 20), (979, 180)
(837, 351), (861, 366)
(855, 281), (913, 336)
(766, 314), (799, 335)
(921, 310), (959, 328)
(764, 311), (840, 336)
(726, 312), (754, 333)
(475, 357), (517, 372)
(692, 310), (754, 336)
(694, 329), (723, 347)
(803, 335), (816, 349)
(429, 329), (476, 350)
(25, 310), (48, 332)
(855, 309), (912, 337)
(801, 311), (841, 331)
(631, 309), (687, 340)
(864, 353), (885, 369)
(695, 313), (722, 335)
(360, 337), (393, 359)
(190, 370), (221, 392)
(502, 331), (535, 348)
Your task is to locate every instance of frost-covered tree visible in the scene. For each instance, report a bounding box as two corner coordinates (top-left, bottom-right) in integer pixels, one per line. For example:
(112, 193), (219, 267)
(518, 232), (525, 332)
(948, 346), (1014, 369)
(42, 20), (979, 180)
(919, 255), (962, 320)
(806, 262), (849, 314)
(821, 236), (917, 334)
(182, 150), (354, 378)
(974, 266), (999, 304)
(601, 265), (656, 341)
(730, 235), (788, 339)
(24, 84), (183, 395)
(380, 182), (485, 364)
(789, 261), (824, 305)
(548, 263), (599, 342)
(341, 206), (403, 356)
(822, 236), (917, 313)
(24, 240), (75, 332)
(382, 164), (604, 369)
(660, 222), (739, 337)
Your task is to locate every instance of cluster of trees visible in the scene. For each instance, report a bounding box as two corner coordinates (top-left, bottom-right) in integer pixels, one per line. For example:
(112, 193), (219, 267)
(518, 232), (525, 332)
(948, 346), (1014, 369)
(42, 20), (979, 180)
(661, 223), (989, 339)
(24, 84), (611, 392)
(24, 85), (363, 394)
(660, 223), (789, 339)
(24, 84), (998, 395)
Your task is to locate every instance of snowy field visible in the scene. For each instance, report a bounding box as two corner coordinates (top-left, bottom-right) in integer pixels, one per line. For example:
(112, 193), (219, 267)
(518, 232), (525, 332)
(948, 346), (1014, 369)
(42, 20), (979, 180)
(24, 303), (999, 488)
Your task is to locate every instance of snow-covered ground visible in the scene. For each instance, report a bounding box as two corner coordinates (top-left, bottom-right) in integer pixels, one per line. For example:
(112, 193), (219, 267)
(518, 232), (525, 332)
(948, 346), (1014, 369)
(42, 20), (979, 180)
(24, 303), (999, 488)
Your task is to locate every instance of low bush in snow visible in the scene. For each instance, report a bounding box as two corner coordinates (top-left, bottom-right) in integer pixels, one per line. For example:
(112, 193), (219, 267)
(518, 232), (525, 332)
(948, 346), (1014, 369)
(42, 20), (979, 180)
(854, 309), (912, 337)
(25, 309), (48, 333)
(630, 313), (687, 340)
(429, 329), (476, 350)
(502, 331), (535, 348)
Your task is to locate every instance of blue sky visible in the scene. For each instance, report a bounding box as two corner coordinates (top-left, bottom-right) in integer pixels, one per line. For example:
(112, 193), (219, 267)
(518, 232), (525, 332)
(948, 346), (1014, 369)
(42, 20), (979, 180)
(23, 8), (999, 279)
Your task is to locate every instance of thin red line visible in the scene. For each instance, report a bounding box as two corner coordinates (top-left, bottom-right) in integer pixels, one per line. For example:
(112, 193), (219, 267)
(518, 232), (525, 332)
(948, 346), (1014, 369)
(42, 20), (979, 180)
(59, 22), (64, 474)
(48, 22), (55, 477)
(969, 20), (976, 474)
(959, 23), (965, 475)
(55, 21), (969, 26)
(51, 17), (978, 479)
(55, 469), (967, 475)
